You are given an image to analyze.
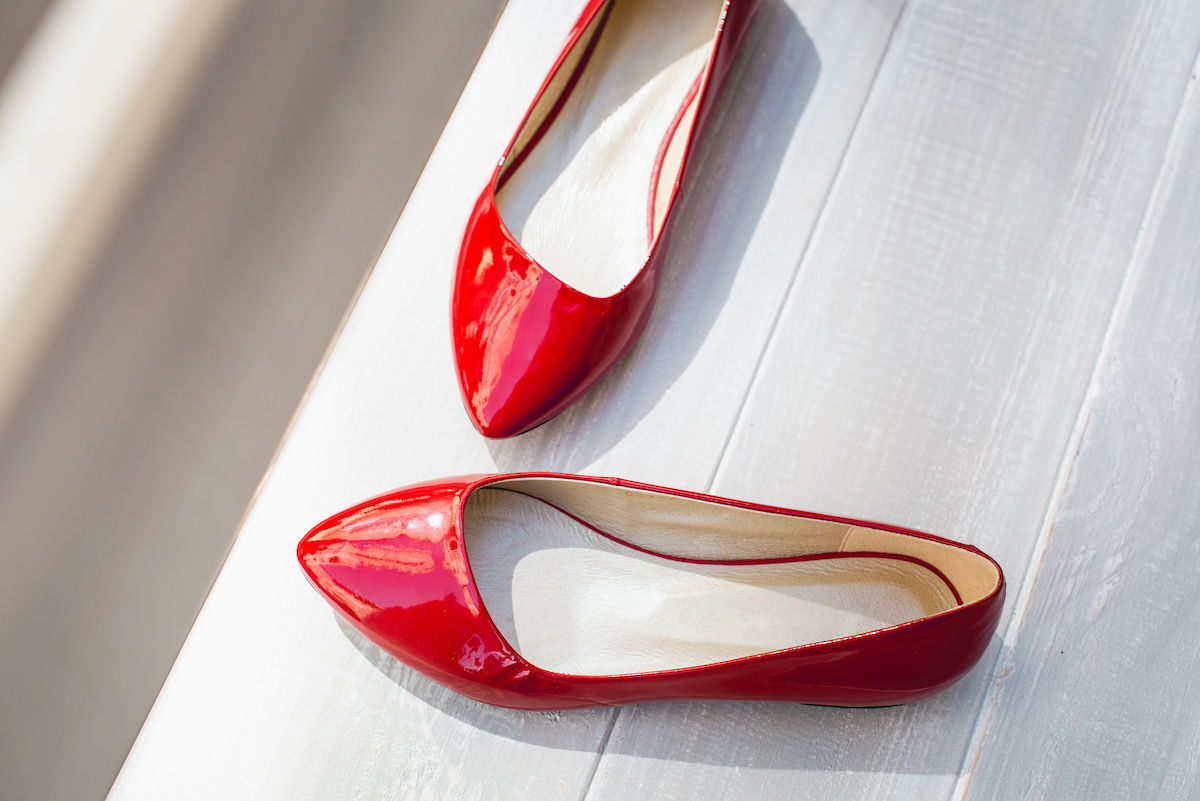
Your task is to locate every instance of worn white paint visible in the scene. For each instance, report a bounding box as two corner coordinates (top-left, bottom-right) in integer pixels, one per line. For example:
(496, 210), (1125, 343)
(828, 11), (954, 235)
(107, 0), (1200, 798)
(960, 51), (1200, 800)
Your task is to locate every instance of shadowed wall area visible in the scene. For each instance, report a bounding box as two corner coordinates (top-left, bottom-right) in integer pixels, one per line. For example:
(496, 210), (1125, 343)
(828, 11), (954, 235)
(0, 1), (504, 799)
(0, 0), (55, 82)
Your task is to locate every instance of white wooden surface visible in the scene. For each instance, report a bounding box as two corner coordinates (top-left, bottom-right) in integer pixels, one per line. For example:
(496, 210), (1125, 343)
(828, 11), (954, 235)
(963, 49), (1200, 799)
(108, 0), (1200, 798)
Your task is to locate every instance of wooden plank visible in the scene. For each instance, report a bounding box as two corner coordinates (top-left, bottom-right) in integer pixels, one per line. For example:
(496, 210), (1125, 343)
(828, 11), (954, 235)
(586, 0), (1200, 799)
(107, 0), (905, 797)
(960, 49), (1200, 800)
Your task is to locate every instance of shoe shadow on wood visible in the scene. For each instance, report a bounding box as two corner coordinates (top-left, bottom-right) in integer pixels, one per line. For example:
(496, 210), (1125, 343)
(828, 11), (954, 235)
(336, 615), (614, 752)
(338, 614), (1000, 774)
(485, 0), (818, 471)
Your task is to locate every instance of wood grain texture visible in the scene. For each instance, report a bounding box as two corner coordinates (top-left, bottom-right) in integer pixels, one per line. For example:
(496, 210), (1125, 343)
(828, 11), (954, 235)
(961, 53), (1200, 800)
(589, 0), (1200, 798)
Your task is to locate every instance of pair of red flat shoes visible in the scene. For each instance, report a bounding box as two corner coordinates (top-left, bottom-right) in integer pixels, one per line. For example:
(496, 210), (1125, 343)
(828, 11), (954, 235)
(297, 0), (1006, 711)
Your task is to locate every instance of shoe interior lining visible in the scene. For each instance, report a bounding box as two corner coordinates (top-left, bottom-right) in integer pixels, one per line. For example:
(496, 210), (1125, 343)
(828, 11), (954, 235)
(650, 73), (702, 242)
(495, 0), (724, 298)
(464, 486), (988, 677)
(493, 476), (1002, 604)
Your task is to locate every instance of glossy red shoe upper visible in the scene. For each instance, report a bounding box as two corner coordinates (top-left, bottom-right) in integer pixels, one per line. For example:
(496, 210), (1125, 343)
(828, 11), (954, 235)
(452, 194), (659, 439)
(298, 473), (1006, 710)
(452, 0), (762, 438)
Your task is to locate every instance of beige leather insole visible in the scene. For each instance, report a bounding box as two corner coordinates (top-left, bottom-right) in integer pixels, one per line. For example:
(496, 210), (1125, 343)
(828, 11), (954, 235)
(464, 489), (959, 677)
(495, 0), (723, 298)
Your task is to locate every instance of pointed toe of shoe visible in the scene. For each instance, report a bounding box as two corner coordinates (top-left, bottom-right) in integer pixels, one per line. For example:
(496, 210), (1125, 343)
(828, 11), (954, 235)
(447, 0), (767, 436)
(452, 192), (655, 438)
(296, 477), (554, 706)
(297, 481), (488, 668)
(452, 303), (610, 439)
(297, 483), (466, 623)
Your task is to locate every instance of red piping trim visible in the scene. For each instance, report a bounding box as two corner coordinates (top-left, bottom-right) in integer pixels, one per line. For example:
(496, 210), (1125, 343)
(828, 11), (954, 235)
(496, 1), (613, 193)
(525, 494), (964, 606)
(647, 70), (704, 244)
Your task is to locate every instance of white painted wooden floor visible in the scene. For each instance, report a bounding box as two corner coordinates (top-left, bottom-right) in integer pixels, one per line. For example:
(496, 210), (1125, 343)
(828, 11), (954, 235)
(108, 0), (1200, 797)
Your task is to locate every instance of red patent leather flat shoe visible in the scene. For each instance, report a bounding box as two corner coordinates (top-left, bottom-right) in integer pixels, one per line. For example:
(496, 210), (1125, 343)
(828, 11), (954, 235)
(453, 0), (761, 438)
(298, 473), (1005, 710)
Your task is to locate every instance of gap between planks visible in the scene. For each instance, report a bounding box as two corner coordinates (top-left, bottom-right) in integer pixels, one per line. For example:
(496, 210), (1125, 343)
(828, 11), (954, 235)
(949, 42), (1200, 801)
(705, 0), (910, 496)
(577, 709), (621, 801)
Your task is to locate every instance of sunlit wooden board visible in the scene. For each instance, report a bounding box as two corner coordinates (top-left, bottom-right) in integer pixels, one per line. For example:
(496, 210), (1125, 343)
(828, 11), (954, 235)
(107, 0), (904, 797)
(960, 51), (1200, 800)
(587, 0), (1200, 798)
